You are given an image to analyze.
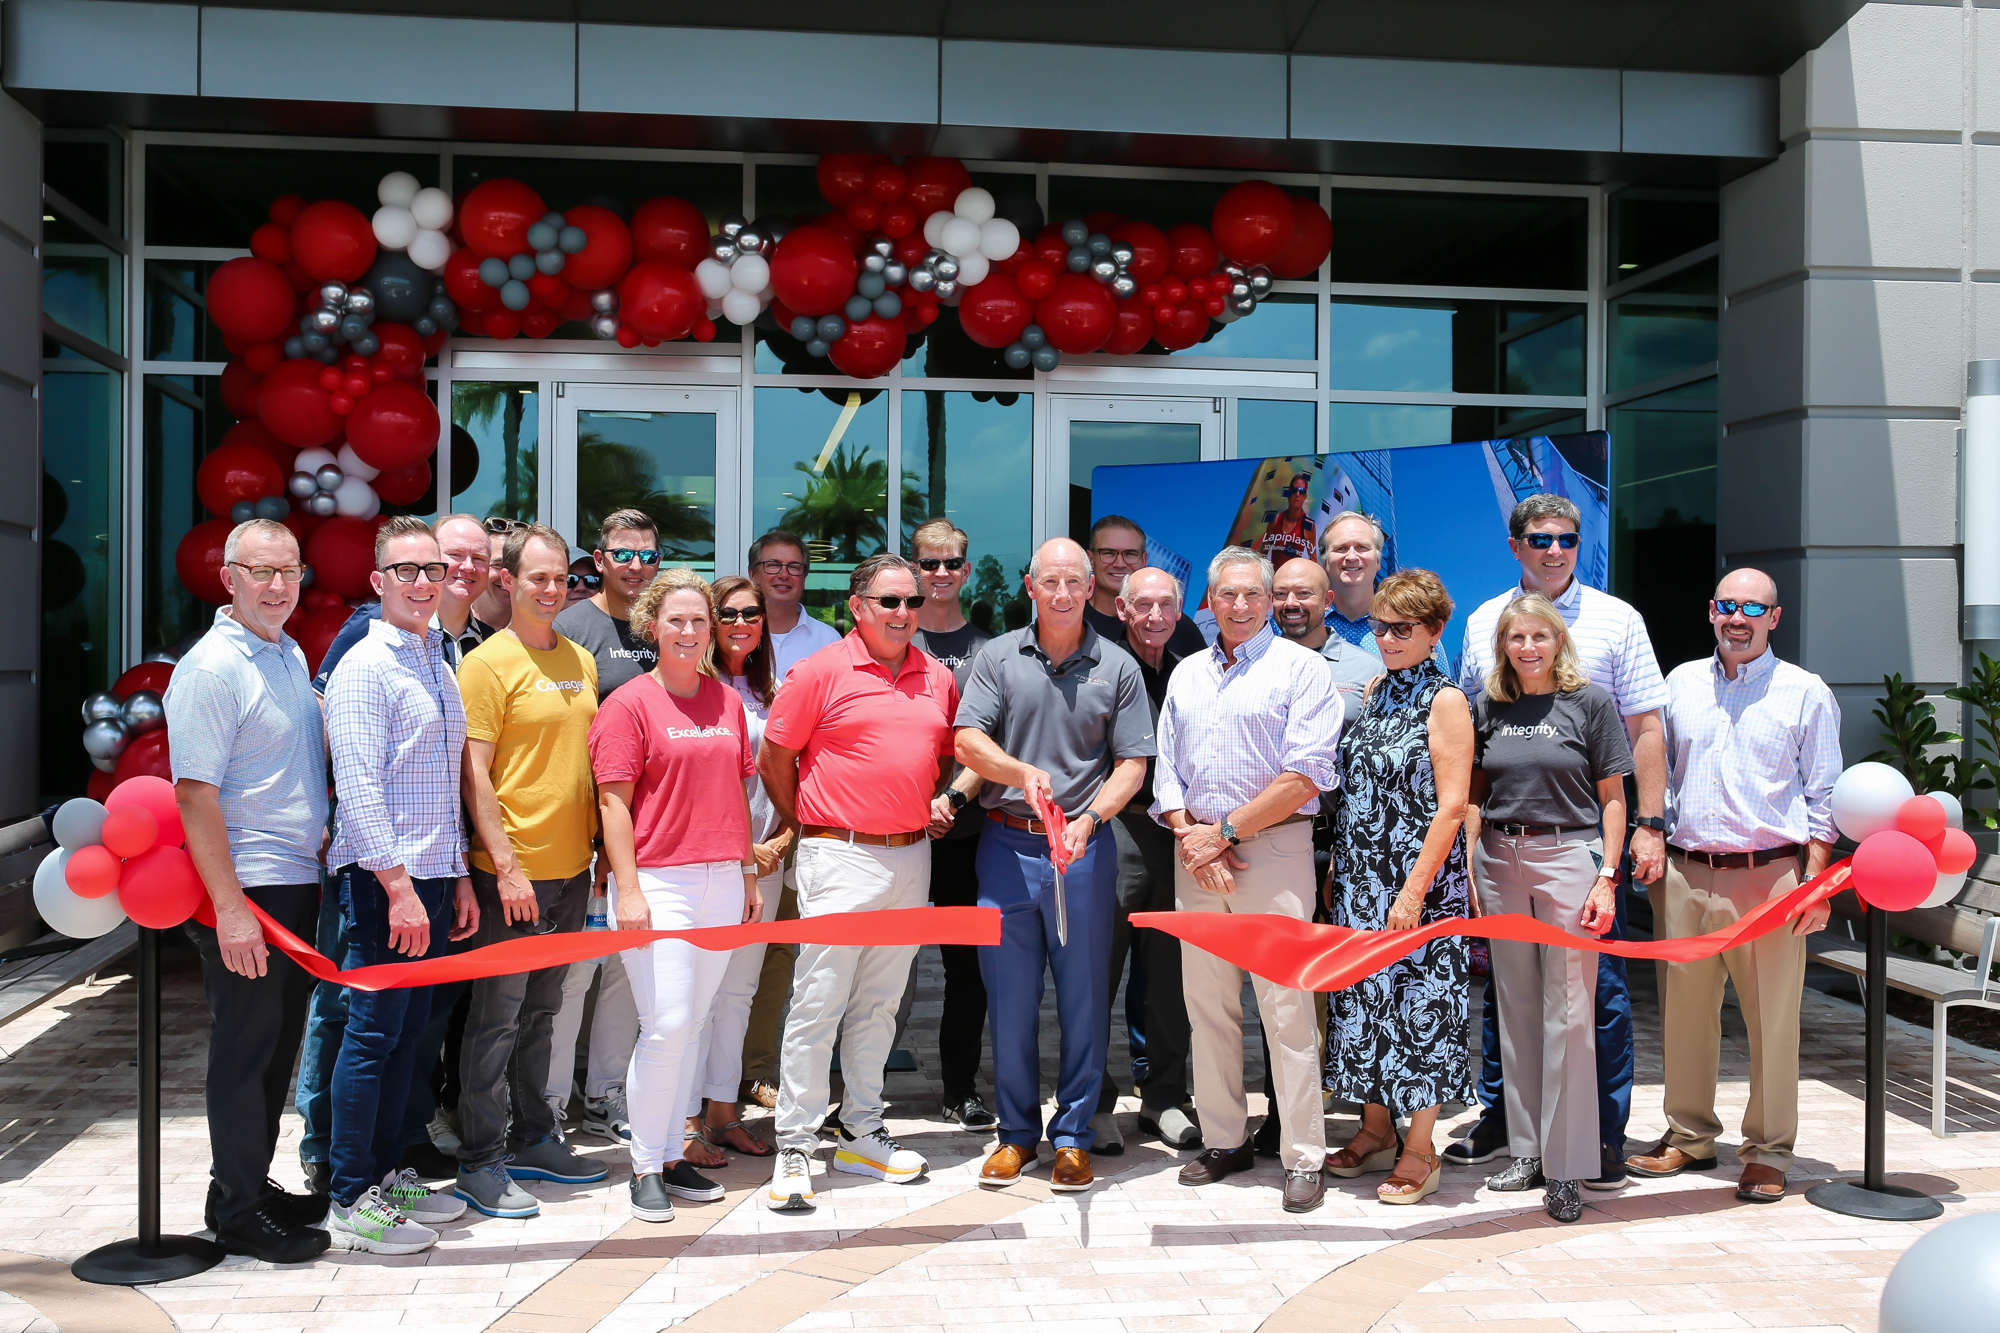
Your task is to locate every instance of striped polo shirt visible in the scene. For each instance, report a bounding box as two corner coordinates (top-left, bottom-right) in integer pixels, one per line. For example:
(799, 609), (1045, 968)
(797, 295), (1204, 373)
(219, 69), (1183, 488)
(1457, 577), (1668, 717)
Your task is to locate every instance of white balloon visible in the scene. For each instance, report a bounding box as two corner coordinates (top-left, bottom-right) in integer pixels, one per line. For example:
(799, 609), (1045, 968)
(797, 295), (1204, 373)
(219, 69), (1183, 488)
(407, 228), (452, 272)
(954, 252), (990, 287)
(335, 444), (379, 482)
(720, 287), (762, 327)
(295, 447), (338, 475)
(695, 258), (734, 301)
(51, 797), (109, 851)
(1926, 790), (1965, 830)
(332, 474), (378, 518)
(941, 217), (981, 259)
(372, 205), (418, 252)
(1919, 868), (1969, 909)
(706, 301), (724, 320)
(377, 170), (420, 208)
(953, 187), (996, 225)
(1830, 761), (1916, 843)
(410, 187), (454, 232)
(730, 253), (770, 293)
(33, 849), (127, 939)
(978, 217), (1021, 261)
(923, 211), (951, 248)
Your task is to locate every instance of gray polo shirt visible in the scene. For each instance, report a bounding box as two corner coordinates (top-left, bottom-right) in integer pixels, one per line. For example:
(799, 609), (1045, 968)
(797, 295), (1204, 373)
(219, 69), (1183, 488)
(1316, 632), (1381, 716)
(164, 607), (330, 887)
(955, 625), (1156, 819)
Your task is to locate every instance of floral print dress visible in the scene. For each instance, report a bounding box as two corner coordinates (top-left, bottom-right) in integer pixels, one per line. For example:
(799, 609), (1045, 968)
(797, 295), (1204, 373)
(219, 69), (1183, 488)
(1326, 657), (1474, 1114)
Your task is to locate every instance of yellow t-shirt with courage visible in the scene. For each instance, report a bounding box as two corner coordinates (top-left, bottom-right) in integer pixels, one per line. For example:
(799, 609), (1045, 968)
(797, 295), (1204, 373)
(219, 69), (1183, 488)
(459, 629), (600, 880)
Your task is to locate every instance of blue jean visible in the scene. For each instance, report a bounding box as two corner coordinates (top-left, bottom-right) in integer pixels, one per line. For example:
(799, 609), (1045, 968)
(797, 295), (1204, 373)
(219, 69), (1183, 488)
(327, 865), (452, 1207)
(295, 877), (349, 1166)
(976, 819), (1116, 1152)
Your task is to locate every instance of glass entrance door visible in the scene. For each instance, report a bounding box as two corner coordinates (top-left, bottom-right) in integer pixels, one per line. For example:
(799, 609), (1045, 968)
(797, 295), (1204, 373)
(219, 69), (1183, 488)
(1047, 395), (1225, 546)
(552, 385), (738, 574)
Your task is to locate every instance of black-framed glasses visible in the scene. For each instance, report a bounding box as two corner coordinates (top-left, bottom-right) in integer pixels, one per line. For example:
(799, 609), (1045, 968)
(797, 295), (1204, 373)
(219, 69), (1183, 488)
(483, 516), (528, 536)
(716, 606), (765, 624)
(917, 557), (967, 572)
(381, 562), (448, 584)
(1091, 546), (1144, 563)
(1370, 618), (1420, 640)
(866, 595), (926, 611)
(1713, 598), (1774, 618)
(567, 572), (601, 591)
(227, 561), (306, 584)
(754, 559), (807, 576)
(1522, 532), (1581, 551)
(602, 547), (662, 566)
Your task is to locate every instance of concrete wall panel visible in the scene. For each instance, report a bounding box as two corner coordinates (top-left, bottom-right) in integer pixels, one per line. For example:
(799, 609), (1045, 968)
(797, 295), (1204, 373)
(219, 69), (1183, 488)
(1800, 553), (1961, 686)
(1804, 278), (1963, 412)
(1290, 55), (1618, 152)
(1721, 147), (1805, 298)
(1621, 71), (1777, 159)
(1719, 281), (1804, 426)
(1805, 139), (1962, 272)
(947, 42), (1286, 140)
(1796, 1), (1964, 136)
(581, 26), (937, 124)
(2, 0), (197, 97)
(1717, 418), (1805, 557)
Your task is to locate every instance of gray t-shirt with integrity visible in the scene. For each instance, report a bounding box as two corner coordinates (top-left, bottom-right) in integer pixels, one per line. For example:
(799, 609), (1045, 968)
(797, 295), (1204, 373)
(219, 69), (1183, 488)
(914, 622), (994, 840)
(554, 598), (656, 700)
(1473, 683), (1634, 829)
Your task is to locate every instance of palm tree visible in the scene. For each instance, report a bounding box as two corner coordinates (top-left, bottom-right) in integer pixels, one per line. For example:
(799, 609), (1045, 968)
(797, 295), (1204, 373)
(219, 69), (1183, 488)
(452, 382), (530, 519)
(576, 433), (715, 560)
(780, 443), (927, 564)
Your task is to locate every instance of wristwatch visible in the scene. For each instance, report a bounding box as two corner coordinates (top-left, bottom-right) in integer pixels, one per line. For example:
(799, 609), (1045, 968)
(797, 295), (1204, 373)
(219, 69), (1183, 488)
(1218, 817), (1242, 845)
(946, 787), (971, 813)
(1082, 810), (1103, 832)
(1633, 815), (1667, 832)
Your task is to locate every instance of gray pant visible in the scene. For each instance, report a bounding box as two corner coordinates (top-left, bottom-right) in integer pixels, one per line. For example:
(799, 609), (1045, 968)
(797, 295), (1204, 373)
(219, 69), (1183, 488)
(1472, 828), (1602, 1183)
(458, 868), (590, 1170)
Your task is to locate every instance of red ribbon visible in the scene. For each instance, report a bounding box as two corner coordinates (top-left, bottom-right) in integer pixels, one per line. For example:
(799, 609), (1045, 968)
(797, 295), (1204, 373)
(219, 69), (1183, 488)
(1131, 860), (1852, 992)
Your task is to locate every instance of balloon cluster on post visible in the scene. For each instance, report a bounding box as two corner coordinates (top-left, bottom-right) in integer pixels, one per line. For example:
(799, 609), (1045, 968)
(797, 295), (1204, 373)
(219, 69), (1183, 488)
(1829, 761), (1979, 911)
(35, 778), (208, 940)
(78, 660), (174, 792)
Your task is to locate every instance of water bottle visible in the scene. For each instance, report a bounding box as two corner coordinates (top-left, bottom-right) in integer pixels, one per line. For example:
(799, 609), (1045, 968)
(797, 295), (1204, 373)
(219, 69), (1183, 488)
(586, 887), (609, 931)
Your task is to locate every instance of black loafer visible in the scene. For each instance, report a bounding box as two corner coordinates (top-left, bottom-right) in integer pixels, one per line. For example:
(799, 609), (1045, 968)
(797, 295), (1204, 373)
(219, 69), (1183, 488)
(1442, 1115), (1506, 1166)
(1178, 1142), (1255, 1186)
(1252, 1115), (1280, 1158)
(943, 1092), (999, 1131)
(214, 1203), (330, 1265)
(207, 1178), (326, 1234)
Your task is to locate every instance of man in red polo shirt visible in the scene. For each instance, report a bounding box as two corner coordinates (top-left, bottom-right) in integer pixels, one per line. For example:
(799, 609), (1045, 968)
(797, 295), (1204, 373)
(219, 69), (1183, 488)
(757, 553), (959, 1212)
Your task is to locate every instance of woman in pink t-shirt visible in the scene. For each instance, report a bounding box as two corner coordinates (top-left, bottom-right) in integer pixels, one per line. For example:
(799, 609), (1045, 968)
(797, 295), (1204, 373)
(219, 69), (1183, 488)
(589, 568), (761, 1224)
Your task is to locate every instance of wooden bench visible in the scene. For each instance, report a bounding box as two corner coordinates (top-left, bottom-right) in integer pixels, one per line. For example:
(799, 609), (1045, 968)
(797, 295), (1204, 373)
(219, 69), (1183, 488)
(1806, 868), (2000, 1138)
(0, 824), (138, 1030)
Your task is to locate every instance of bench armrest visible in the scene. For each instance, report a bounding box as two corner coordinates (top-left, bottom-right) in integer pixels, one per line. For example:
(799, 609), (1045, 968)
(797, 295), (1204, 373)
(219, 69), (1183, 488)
(1979, 914), (2000, 1002)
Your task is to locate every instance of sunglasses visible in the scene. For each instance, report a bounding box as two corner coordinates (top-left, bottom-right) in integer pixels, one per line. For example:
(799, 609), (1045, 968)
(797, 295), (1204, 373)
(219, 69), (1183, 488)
(1370, 618), (1420, 640)
(567, 572), (601, 591)
(602, 547), (662, 566)
(1522, 532), (1580, 551)
(381, 562), (448, 584)
(917, 557), (967, 572)
(1283, 484), (1309, 496)
(866, 595), (926, 611)
(716, 606), (765, 623)
(484, 517), (528, 535)
(227, 561), (306, 584)
(1713, 598), (1773, 618)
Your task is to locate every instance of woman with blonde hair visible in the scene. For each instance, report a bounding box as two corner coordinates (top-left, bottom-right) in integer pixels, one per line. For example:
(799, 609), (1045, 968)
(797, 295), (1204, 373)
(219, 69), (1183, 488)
(1468, 593), (1632, 1222)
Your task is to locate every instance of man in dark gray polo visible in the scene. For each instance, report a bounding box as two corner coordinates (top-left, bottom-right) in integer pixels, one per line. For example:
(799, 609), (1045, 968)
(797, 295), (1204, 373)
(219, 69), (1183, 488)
(954, 538), (1155, 1193)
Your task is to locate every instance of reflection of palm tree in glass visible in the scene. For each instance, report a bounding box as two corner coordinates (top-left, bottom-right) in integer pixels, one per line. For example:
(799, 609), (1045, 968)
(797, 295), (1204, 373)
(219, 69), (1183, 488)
(453, 383), (530, 519)
(780, 442), (926, 563)
(578, 436), (714, 560)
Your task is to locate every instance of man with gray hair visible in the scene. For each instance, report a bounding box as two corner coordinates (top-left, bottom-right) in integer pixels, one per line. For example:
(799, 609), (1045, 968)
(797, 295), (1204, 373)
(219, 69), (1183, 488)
(1154, 546), (1345, 1213)
(1320, 510), (1388, 654)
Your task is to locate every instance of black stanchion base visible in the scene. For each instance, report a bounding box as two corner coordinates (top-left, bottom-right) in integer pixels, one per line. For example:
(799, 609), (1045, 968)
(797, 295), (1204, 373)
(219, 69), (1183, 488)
(71, 1235), (225, 1287)
(1805, 1179), (1945, 1222)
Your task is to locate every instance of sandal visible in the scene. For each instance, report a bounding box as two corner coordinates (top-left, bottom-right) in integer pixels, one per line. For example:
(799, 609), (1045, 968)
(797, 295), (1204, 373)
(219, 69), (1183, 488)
(707, 1118), (774, 1157)
(1325, 1129), (1401, 1178)
(682, 1128), (727, 1169)
(1378, 1147), (1442, 1204)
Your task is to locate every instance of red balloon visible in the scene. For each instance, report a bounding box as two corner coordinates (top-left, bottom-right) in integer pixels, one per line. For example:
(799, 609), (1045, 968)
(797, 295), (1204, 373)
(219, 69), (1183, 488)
(631, 197), (710, 268)
(305, 515), (381, 601)
(219, 359), (262, 420)
(826, 315), (907, 380)
(904, 157), (972, 215)
(1110, 221), (1170, 285)
(816, 154), (880, 208)
(558, 204), (634, 292)
(894, 234), (930, 270)
(1033, 226), (1069, 266)
(1034, 272), (1117, 355)
(106, 774), (184, 849)
(367, 323), (426, 383)
(119, 844), (206, 930)
(302, 587), (346, 614)
(618, 261), (703, 342)
(249, 222), (293, 265)
(867, 162), (907, 203)
(206, 257), (298, 344)
(112, 730), (171, 786)
(283, 508), (325, 547)
(112, 661), (175, 700)
(242, 341), (284, 376)
(881, 203), (920, 239)
(844, 199), (881, 233)
(195, 440), (287, 516)
(64, 844), (124, 899)
(1937, 826), (1978, 875)
(1015, 259), (1058, 301)
(459, 178), (546, 259)
(1211, 180), (1295, 267)
(768, 225), (860, 317)
(1268, 196), (1333, 280)
(443, 246), (500, 314)
(526, 271), (570, 310)
(289, 201), (376, 282)
(291, 603), (353, 675)
(174, 518), (236, 605)
(86, 769), (117, 803)
(1896, 795), (1949, 845)
(484, 309), (522, 340)
(373, 458), (433, 506)
(1152, 303), (1209, 351)
(100, 806), (160, 860)
(1102, 301), (1156, 356)
(219, 420), (295, 475)
(957, 271), (1035, 349)
(256, 358), (343, 448)
(269, 195), (305, 226)
(521, 309), (561, 339)
(1851, 829), (1940, 911)
(1165, 223), (1220, 279)
(345, 382), (439, 471)
(815, 212), (867, 257)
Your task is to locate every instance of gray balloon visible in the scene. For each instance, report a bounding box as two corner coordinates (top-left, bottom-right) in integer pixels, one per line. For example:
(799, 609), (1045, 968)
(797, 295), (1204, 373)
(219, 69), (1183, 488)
(82, 718), (128, 762)
(80, 691), (122, 725)
(307, 492), (338, 517)
(559, 225), (587, 254)
(142, 648), (180, 665)
(856, 272), (885, 299)
(51, 797), (109, 851)
(872, 237), (895, 258)
(254, 495), (290, 520)
(288, 471), (318, 499)
(90, 752), (118, 774)
(526, 220), (558, 252)
(907, 268), (936, 294)
(1003, 344), (1031, 370)
(1066, 248), (1092, 273)
(351, 333), (379, 357)
(230, 500), (255, 523)
(873, 291), (901, 319)
(301, 332), (330, 354)
(790, 315), (817, 341)
(338, 315), (371, 343)
(592, 289), (620, 315)
(1230, 294), (1256, 316)
(120, 689), (166, 734)
(934, 278), (958, 300)
(283, 336), (305, 359)
(1031, 346), (1060, 371)
(1020, 324), (1047, 350)
(315, 346), (340, 364)
(736, 229), (764, 255)
(479, 257), (510, 287)
(1087, 233), (1111, 255)
(411, 318), (436, 337)
(300, 566), (314, 588)
(1061, 219), (1090, 246)
(805, 338), (830, 358)
(844, 295), (872, 322)
(315, 464), (344, 491)
(535, 249), (565, 275)
(499, 279), (531, 311)
(1247, 269), (1274, 298)
(815, 315), (846, 342)
(507, 253), (536, 281)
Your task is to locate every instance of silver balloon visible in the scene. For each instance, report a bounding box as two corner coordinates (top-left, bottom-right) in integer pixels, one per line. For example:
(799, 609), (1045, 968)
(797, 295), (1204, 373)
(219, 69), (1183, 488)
(82, 717), (128, 762)
(315, 464), (344, 491)
(289, 471), (319, 499)
(907, 267), (936, 294)
(1222, 261), (1248, 281)
(1090, 257), (1118, 282)
(308, 307), (341, 334)
(80, 691), (122, 725)
(1230, 279), (1254, 302)
(736, 228), (764, 255)
(862, 253), (887, 274)
(590, 313), (620, 340)
(318, 282), (349, 310)
(306, 492), (339, 517)
(344, 288), (375, 318)
(872, 238), (895, 258)
(935, 278), (958, 301)
(90, 753), (118, 774)
(711, 238), (738, 264)
(719, 214), (747, 238)
(883, 261), (907, 287)
(1110, 274), (1138, 299)
(142, 648), (180, 665)
(1110, 242), (1135, 267)
(933, 256), (960, 282)
(120, 689), (165, 735)
(591, 289), (619, 315)
(1230, 294), (1257, 316)
(1247, 269), (1274, 298)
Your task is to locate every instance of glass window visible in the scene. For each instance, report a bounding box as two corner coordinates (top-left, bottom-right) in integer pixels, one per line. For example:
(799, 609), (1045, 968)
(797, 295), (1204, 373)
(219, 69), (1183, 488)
(1067, 419), (1201, 545)
(1329, 299), (1584, 396)
(456, 156), (741, 229)
(146, 146), (440, 248)
(1237, 399), (1317, 457)
(44, 131), (122, 230)
(41, 365), (122, 797)
(1610, 191), (1718, 278)
(1047, 175), (1231, 231)
(1609, 378), (1717, 668)
(1609, 258), (1718, 393)
(451, 383), (540, 523)
(43, 232), (121, 350)
(902, 390), (1033, 633)
(574, 407), (716, 570)
(754, 386), (891, 630)
(145, 260), (223, 363)
(1327, 190), (1587, 289)
(1168, 294), (1316, 360)
(141, 374), (222, 655)
(1327, 403), (1496, 453)
(900, 316), (1032, 381)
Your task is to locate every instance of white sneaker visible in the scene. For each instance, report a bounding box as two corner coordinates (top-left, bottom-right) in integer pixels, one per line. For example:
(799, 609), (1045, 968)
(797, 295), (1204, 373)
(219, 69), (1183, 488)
(380, 1168), (466, 1224)
(582, 1086), (632, 1143)
(327, 1186), (437, 1255)
(767, 1147), (816, 1212)
(833, 1129), (926, 1183)
(427, 1107), (462, 1155)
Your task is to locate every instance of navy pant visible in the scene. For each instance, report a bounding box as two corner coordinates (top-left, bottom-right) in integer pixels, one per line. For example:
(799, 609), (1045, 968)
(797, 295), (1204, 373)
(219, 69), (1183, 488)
(976, 819), (1116, 1151)
(294, 880), (348, 1166)
(327, 865), (451, 1207)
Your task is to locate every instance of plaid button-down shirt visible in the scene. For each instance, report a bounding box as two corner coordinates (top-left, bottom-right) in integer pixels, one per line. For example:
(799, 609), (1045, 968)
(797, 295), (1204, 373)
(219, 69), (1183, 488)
(1664, 648), (1842, 854)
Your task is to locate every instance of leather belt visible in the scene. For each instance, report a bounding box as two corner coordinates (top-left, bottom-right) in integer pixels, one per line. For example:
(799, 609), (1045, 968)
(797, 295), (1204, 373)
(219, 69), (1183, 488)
(986, 808), (1099, 837)
(1486, 821), (1598, 838)
(1669, 843), (1802, 870)
(800, 824), (928, 848)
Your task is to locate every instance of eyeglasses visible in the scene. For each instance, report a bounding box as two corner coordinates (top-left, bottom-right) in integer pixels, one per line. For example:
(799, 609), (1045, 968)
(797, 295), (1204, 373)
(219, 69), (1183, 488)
(567, 572), (601, 591)
(754, 559), (807, 577)
(1091, 546), (1144, 563)
(1283, 484), (1310, 496)
(1370, 618), (1420, 640)
(917, 556), (967, 572)
(1713, 598), (1773, 618)
(865, 595), (926, 611)
(716, 606), (765, 624)
(380, 562), (448, 584)
(1522, 532), (1580, 551)
(483, 517), (528, 536)
(227, 562), (306, 584)
(602, 547), (662, 566)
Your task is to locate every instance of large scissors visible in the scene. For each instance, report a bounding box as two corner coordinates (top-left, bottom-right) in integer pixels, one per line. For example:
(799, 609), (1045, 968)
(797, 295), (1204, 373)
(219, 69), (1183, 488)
(1029, 788), (1076, 946)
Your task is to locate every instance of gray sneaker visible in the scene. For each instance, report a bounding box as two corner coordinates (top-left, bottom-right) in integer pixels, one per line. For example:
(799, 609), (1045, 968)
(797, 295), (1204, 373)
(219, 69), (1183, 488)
(454, 1162), (540, 1218)
(630, 1172), (674, 1223)
(506, 1136), (608, 1184)
(1088, 1110), (1125, 1156)
(582, 1086), (632, 1143)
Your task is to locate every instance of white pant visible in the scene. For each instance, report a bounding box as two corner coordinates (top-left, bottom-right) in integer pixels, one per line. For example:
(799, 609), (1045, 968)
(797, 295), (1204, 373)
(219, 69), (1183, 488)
(684, 867), (783, 1116)
(774, 837), (929, 1151)
(545, 950), (639, 1103)
(618, 863), (747, 1176)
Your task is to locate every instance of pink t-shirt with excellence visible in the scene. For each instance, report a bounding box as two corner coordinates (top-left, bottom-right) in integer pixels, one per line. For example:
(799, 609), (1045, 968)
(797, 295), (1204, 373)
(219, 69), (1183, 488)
(588, 673), (753, 868)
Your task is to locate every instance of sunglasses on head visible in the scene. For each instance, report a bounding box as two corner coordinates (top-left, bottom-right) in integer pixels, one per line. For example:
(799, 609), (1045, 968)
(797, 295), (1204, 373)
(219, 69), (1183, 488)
(1370, 618), (1420, 641)
(567, 571), (601, 591)
(866, 594), (926, 611)
(1713, 598), (1773, 618)
(917, 556), (966, 572)
(1522, 532), (1580, 551)
(601, 547), (662, 566)
(716, 606), (765, 623)
(484, 516), (528, 535)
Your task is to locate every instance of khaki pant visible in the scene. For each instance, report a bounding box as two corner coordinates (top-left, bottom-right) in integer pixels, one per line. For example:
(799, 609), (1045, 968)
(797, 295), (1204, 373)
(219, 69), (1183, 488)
(1176, 821), (1325, 1172)
(738, 872), (799, 1086)
(1657, 853), (1805, 1170)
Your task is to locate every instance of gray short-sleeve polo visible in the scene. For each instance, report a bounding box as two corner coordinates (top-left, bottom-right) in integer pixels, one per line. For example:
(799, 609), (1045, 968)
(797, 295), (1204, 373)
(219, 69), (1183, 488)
(954, 625), (1156, 819)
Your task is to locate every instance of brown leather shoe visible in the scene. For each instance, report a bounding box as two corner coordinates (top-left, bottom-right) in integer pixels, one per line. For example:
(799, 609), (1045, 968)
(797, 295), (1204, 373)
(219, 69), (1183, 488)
(1178, 1142), (1255, 1186)
(979, 1143), (1036, 1187)
(739, 1079), (778, 1111)
(1282, 1168), (1325, 1213)
(1624, 1140), (1718, 1178)
(1736, 1163), (1786, 1203)
(1050, 1147), (1093, 1192)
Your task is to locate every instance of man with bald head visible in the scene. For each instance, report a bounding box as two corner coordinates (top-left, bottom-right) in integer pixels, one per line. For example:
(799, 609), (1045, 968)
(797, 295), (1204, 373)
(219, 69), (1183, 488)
(1625, 569), (1840, 1206)
(1273, 557), (1380, 713)
(954, 538), (1156, 1191)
